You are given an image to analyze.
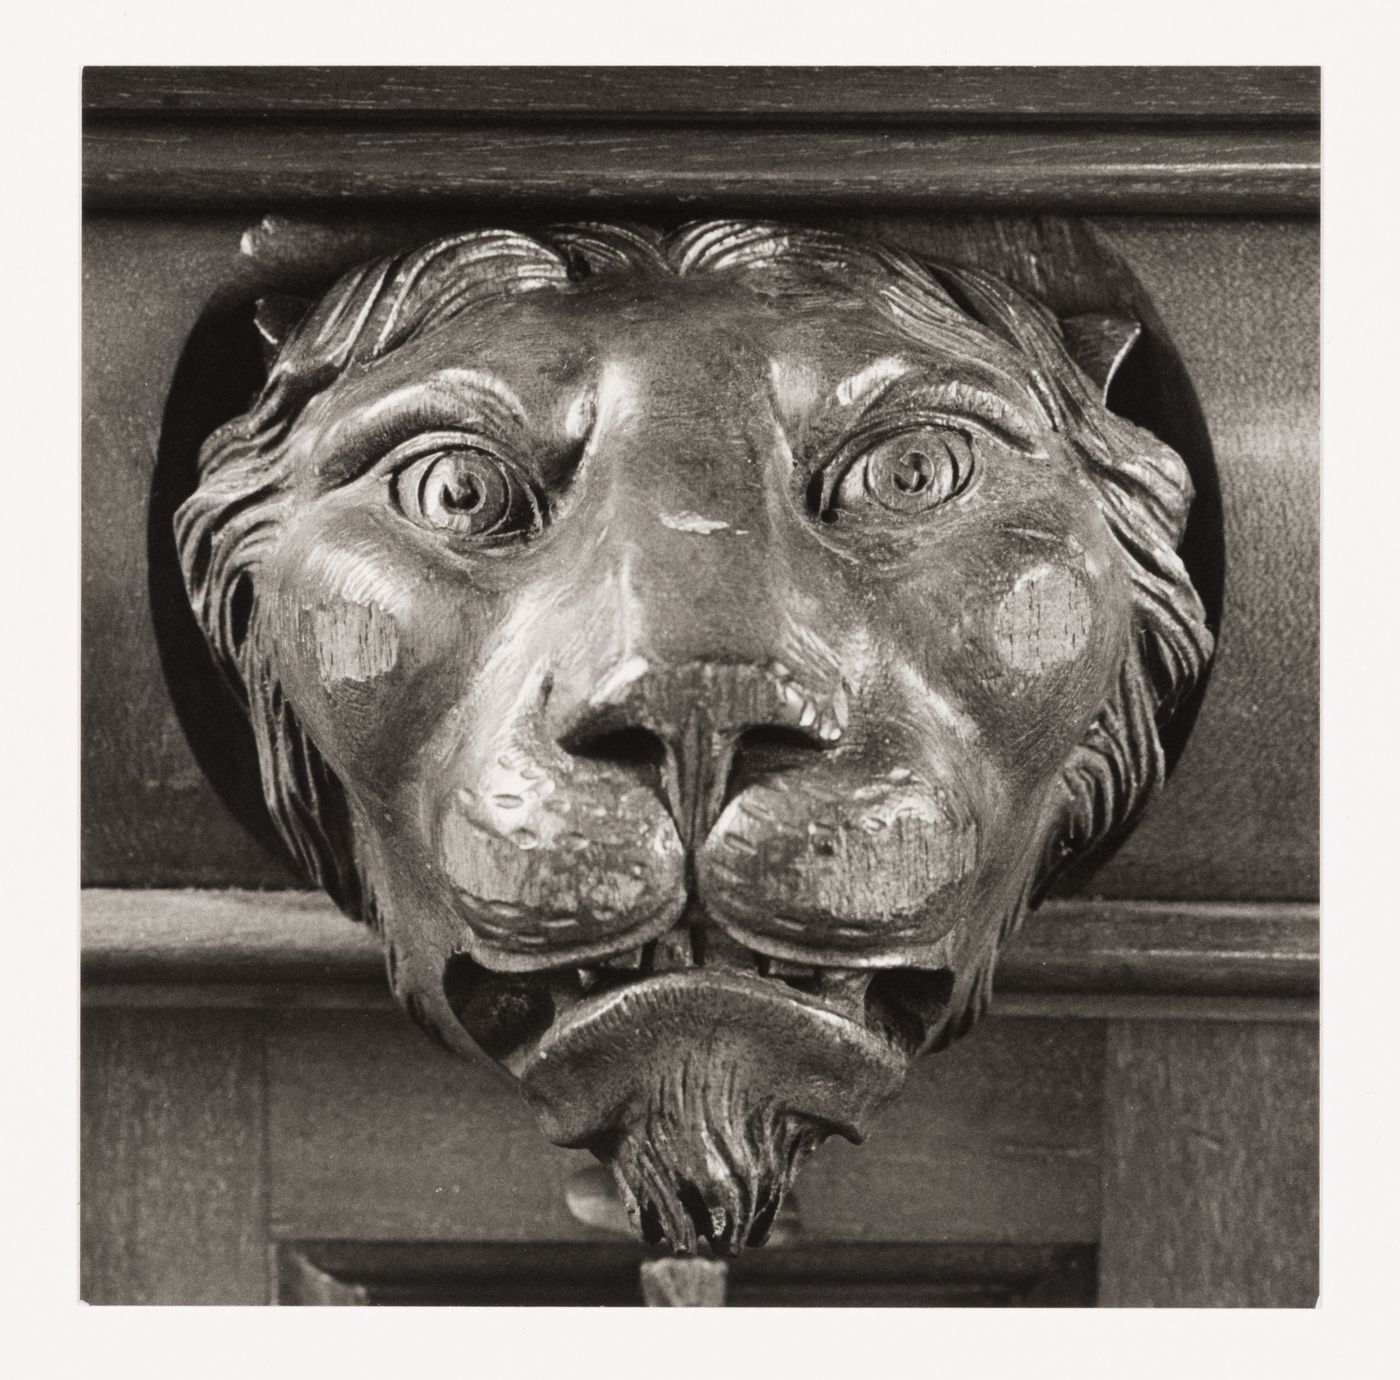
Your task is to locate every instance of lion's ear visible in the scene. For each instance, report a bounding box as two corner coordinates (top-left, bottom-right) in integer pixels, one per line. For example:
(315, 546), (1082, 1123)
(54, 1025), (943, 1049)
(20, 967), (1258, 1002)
(253, 294), (313, 366)
(1060, 313), (1142, 400)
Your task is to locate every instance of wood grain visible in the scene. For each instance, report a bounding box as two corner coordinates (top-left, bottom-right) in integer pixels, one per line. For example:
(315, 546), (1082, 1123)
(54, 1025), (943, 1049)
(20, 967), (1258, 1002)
(83, 66), (1319, 123)
(80, 1009), (269, 1304)
(83, 123), (1318, 214)
(1098, 1020), (1318, 1306)
(996, 900), (1318, 997)
(82, 888), (380, 984)
(82, 216), (301, 889)
(266, 1011), (602, 1242)
(1081, 218), (1320, 900)
(80, 888), (1318, 997)
(793, 1018), (1104, 1242)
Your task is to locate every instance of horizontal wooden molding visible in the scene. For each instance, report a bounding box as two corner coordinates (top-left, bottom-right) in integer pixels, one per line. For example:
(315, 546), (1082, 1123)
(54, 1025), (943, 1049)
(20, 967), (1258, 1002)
(81, 889), (1318, 1020)
(276, 1239), (1098, 1306)
(81, 67), (1319, 215)
(84, 67), (1319, 124)
(83, 123), (1317, 215)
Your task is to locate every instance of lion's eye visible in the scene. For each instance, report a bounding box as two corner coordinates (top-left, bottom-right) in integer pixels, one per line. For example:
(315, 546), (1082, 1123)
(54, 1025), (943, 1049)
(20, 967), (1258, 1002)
(823, 430), (973, 522)
(393, 442), (542, 543)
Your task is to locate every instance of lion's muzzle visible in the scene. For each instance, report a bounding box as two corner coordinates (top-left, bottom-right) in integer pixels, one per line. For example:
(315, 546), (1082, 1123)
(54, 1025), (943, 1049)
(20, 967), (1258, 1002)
(437, 642), (983, 974)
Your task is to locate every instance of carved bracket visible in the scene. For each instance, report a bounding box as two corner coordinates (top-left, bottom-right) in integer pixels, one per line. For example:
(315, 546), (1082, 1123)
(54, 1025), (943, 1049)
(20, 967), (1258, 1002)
(175, 218), (1213, 1255)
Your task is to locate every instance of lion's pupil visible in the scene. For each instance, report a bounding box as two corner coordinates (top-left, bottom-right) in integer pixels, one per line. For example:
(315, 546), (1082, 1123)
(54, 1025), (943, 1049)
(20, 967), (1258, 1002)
(445, 471), (485, 514)
(892, 450), (933, 494)
(414, 450), (523, 536)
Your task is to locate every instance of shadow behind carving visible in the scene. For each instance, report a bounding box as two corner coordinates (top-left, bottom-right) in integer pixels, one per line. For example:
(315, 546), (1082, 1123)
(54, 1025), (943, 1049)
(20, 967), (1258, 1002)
(1048, 284), (1225, 892)
(1106, 297), (1225, 746)
(148, 294), (300, 878)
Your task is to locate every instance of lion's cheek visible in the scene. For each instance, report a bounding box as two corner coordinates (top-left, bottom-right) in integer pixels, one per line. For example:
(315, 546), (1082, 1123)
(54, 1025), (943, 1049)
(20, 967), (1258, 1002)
(257, 588), (407, 790)
(930, 553), (1130, 780)
(989, 561), (1098, 677)
(258, 517), (504, 796)
(697, 770), (980, 955)
(435, 774), (687, 960)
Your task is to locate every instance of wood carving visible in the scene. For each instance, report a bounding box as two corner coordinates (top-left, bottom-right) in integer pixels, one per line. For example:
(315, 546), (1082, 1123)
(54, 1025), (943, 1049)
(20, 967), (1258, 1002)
(175, 220), (1213, 1256)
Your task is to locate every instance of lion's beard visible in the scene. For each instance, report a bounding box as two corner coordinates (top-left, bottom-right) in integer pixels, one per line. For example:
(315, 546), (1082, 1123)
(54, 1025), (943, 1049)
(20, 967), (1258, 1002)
(598, 1043), (827, 1256)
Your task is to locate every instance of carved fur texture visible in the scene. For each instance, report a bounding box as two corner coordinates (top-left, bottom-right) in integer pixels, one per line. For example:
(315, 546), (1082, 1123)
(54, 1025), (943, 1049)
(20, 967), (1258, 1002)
(600, 1043), (823, 1255)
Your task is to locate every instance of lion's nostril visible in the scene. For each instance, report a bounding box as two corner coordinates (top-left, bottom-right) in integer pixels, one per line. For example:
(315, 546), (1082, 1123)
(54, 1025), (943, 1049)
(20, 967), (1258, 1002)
(723, 723), (828, 806)
(561, 723), (667, 792)
(555, 663), (840, 847)
(737, 724), (828, 764)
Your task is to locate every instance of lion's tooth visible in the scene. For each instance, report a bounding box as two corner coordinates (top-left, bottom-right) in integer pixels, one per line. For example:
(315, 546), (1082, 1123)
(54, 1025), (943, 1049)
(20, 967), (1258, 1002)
(765, 957), (816, 979)
(599, 946), (644, 971)
(652, 930), (695, 971)
(832, 685), (850, 729)
(577, 968), (601, 992)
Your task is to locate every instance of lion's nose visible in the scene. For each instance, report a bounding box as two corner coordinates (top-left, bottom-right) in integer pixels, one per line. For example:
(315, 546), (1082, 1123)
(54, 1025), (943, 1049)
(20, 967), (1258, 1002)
(555, 659), (839, 849)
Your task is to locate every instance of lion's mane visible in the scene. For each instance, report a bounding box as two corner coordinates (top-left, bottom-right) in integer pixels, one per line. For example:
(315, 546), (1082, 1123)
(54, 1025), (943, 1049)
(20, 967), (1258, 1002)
(176, 220), (1213, 1033)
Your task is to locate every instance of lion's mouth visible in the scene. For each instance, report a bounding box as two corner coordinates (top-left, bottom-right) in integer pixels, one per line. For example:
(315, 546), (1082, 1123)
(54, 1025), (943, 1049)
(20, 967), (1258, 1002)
(441, 921), (956, 1075)
(438, 921), (954, 1255)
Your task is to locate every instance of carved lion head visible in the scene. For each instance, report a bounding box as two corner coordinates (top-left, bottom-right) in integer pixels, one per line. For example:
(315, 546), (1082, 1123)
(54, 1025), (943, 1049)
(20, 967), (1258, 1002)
(177, 220), (1211, 1254)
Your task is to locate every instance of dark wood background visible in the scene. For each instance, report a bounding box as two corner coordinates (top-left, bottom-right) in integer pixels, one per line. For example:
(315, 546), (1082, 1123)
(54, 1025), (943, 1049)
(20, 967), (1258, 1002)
(81, 66), (1319, 1308)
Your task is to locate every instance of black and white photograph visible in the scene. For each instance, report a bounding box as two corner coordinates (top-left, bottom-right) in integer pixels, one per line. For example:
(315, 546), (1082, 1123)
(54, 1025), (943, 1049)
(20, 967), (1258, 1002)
(13, 7), (1393, 1359)
(75, 58), (1321, 1310)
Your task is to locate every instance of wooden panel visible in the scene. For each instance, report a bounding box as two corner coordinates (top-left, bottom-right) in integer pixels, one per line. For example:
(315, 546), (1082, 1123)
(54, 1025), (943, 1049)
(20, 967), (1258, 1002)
(80, 889), (1319, 998)
(81, 1009), (268, 1304)
(81, 215), (1318, 900)
(79, 68), (1319, 1313)
(83, 66), (1319, 122)
(1098, 1021), (1318, 1306)
(798, 1019), (1103, 1242)
(267, 1011), (592, 1242)
(84, 124), (1317, 215)
(1083, 218), (1319, 901)
(265, 1011), (1102, 1245)
(82, 215), (302, 889)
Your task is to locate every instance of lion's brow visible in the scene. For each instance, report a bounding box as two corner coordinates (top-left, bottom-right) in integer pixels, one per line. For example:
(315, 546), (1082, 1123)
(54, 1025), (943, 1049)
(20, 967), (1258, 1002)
(834, 358), (913, 408)
(306, 371), (533, 484)
(429, 369), (529, 424)
(836, 369), (1046, 453)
